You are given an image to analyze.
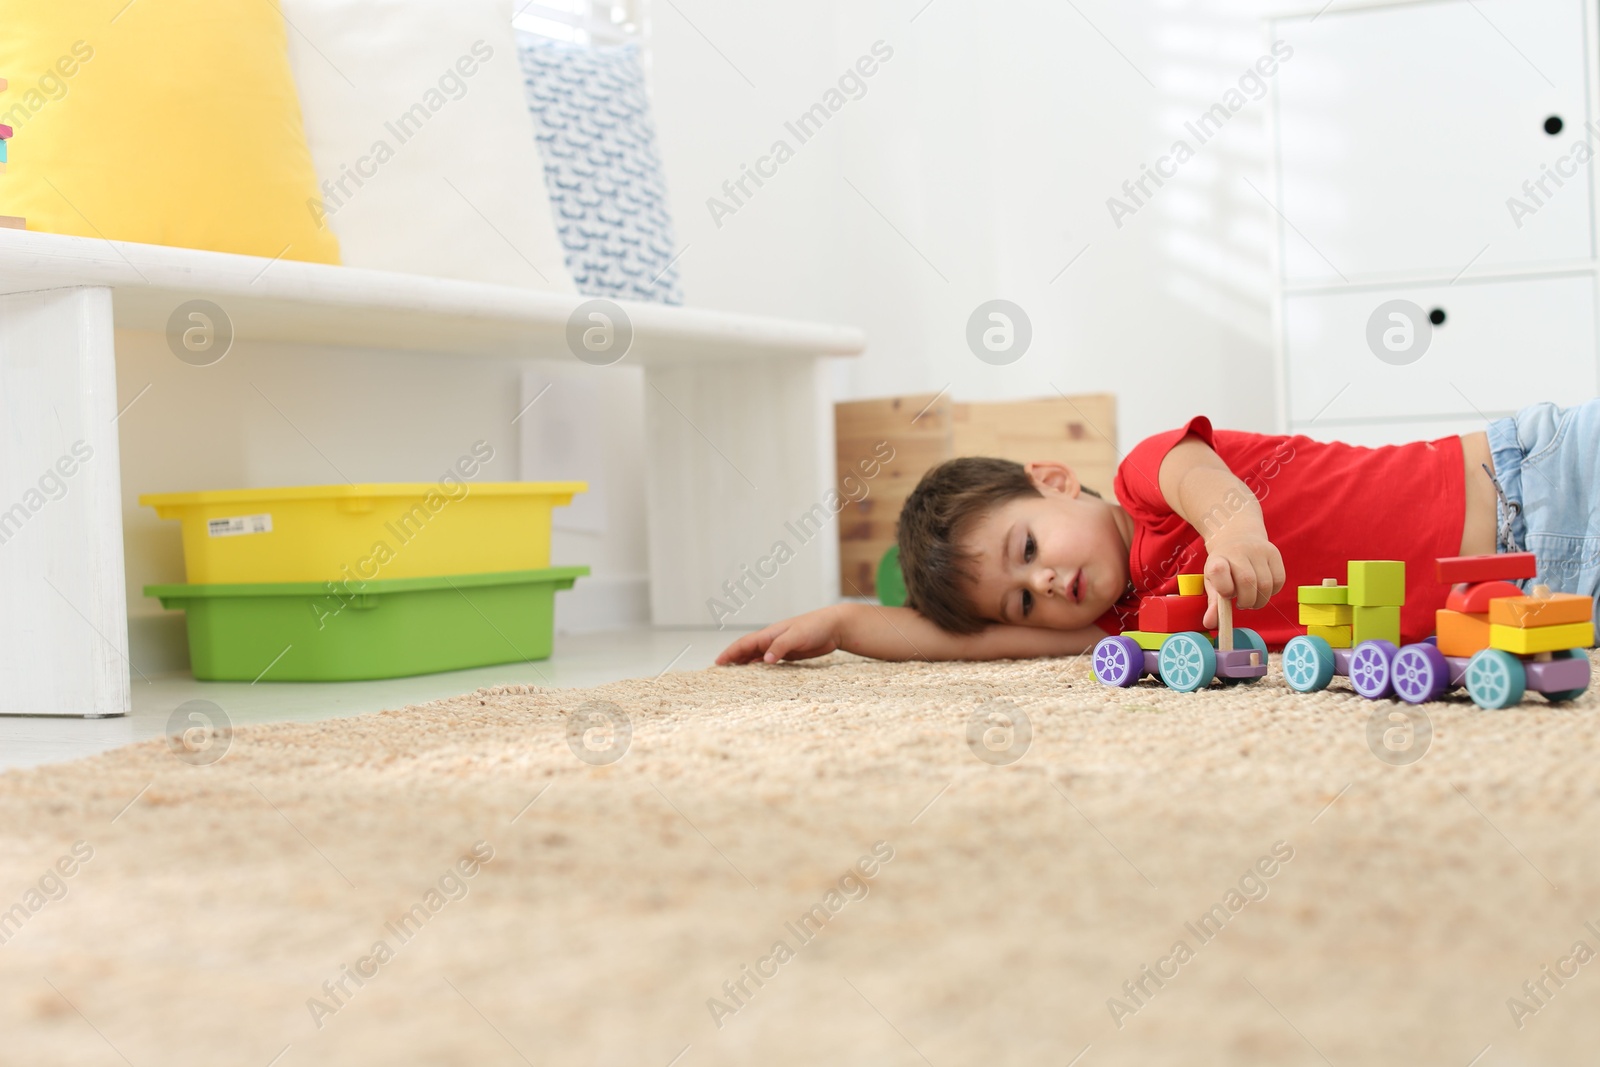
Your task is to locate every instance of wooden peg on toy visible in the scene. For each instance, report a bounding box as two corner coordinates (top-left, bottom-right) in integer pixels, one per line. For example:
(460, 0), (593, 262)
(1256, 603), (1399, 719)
(1218, 598), (1234, 652)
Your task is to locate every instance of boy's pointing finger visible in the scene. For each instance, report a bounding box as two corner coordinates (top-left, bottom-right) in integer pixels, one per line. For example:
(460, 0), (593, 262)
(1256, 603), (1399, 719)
(1203, 556), (1236, 598)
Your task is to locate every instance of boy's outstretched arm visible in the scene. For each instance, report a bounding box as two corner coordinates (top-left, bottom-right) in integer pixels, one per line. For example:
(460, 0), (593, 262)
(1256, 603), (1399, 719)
(716, 602), (1105, 664)
(1158, 435), (1286, 626)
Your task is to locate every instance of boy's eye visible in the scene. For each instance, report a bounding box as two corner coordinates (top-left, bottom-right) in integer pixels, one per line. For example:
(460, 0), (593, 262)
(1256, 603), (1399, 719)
(1021, 589), (1033, 617)
(1023, 533), (1036, 563)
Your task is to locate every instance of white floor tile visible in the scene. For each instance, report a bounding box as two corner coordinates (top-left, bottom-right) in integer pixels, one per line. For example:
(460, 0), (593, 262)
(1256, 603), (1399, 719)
(0, 627), (737, 772)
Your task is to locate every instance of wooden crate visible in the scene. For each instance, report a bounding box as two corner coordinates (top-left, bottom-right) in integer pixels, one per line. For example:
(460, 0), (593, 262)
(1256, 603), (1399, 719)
(836, 393), (1117, 597)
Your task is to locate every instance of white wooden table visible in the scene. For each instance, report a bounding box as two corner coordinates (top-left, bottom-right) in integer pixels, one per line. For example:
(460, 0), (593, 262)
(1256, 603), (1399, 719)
(0, 231), (864, 716)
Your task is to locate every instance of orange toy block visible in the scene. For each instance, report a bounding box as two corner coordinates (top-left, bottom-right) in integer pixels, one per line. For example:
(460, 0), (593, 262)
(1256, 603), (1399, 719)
(1487, 593), (1594, 630)
(0, 216), (24, 230)
(1446, 581), (1525, 614)
(1138, 594), (1207, 634)
(1436, 609), (1491, 658)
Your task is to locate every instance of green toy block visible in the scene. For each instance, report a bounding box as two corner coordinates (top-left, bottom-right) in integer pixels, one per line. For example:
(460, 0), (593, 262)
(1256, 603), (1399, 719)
(1297, 581), (1347, 605)
(1119, 630), (1167, 651)
(1351, 605), (1400, 645)
(1348, 560), (1405, 607)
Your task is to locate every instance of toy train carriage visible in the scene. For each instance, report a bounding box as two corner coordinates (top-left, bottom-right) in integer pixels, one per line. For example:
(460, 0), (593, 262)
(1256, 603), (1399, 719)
(1282, 553), (1592, 710)
(1092, 573), (1268, 692)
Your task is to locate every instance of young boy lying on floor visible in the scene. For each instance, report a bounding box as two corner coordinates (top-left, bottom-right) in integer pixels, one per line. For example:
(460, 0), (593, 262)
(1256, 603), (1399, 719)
(718, 400), (1600, 665)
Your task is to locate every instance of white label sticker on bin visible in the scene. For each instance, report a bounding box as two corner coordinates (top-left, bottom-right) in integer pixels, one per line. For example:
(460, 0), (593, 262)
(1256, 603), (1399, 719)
(207, 513), (273, 537)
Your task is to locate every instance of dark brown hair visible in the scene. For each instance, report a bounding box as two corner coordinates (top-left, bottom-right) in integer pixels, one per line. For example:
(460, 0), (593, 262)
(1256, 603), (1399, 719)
(897, 457), (1097, 633)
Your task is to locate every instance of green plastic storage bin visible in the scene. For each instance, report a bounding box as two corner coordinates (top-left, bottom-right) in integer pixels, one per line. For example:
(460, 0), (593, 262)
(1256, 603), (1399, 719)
(146, 566), (588, 681)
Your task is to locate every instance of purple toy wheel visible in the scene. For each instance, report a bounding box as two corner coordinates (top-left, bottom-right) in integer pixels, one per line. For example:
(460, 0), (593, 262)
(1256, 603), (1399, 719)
(1392, 643), (1450, 704)
(1348, 640), (1398, 700)
(1092, 635), (1144, 688)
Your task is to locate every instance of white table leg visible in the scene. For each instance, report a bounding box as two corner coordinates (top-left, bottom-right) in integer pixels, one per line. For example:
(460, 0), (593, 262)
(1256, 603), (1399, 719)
(644, 359), (838, 627)
(0, 286), (130, 716)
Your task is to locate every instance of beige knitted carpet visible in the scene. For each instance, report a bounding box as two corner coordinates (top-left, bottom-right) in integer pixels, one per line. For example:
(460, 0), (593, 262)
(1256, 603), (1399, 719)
(2, 652), (1599, 1066)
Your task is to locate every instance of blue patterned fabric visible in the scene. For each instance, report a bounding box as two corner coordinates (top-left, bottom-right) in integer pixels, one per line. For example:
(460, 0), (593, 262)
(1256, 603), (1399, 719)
(519, 40), (683, 305)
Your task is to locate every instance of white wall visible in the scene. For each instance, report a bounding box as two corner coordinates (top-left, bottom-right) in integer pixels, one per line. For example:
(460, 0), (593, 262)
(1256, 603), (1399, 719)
(649, 0), (1281, 450)
(120, 0), (1287, 667)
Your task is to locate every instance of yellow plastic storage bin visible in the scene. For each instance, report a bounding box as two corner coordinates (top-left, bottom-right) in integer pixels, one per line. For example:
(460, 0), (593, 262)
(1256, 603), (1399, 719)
(140, 482), (586, 584)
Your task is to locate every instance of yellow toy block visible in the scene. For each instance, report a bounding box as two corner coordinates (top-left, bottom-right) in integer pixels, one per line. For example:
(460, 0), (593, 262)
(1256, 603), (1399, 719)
(1177, 573), (1205, 597)
(1351, 605), (1400, 645)
(1298, 603), (1352, 626)
(1307, 623), (1351, 648)
(1348, 560), (1405, 607)
(1488, 620), (1595, 656)
(1118, 630), (1167, 651)
(1297, 580), (1348, 605)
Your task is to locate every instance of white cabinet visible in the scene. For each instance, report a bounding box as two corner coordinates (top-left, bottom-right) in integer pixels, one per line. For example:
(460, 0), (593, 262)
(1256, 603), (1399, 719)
(1284, 273), (1599, 423)
(1273, 0), (1593, 284)
(1269, 0), (1600, 446)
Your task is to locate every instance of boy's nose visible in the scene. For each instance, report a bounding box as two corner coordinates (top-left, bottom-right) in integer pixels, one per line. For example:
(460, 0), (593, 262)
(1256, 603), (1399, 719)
(1030, 569), (1056, 596)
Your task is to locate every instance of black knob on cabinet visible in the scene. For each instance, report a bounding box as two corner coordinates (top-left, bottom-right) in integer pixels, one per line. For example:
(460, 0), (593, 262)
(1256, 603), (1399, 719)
(1429, 308), (1446, 326)
(1545, 115), (1564, 135)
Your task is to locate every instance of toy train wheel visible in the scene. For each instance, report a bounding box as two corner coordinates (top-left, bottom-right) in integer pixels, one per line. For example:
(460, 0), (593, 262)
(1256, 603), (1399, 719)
(1541, 648), (1589, 704)
(1465, 649), (1527, 710)
(1158, 632), (1215, 693)
(1348, 640), (1399, 700)
(1282, 635), (1335, 693)
(1392, 643), (1451, 705)
(1092, 636), (1144, 688)
(1219, 627), (1270, 686)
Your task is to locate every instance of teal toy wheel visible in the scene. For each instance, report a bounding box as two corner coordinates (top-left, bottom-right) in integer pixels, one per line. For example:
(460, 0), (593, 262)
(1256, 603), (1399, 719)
(876, 545), (907, 607)
(1282, 635), (1336, 693)
(1219, 627), (1271, 685)
(1159, 632), (1216, 693)
(1465, 649), (1527, 710)
(1542, 648), (1589, 703)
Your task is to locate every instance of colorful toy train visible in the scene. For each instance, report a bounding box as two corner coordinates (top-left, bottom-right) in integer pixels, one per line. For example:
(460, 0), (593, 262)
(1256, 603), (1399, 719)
(1090, 572), (1270, 692)
(1282, 553), (1592, 709)
(1092, 553), (1594, 709)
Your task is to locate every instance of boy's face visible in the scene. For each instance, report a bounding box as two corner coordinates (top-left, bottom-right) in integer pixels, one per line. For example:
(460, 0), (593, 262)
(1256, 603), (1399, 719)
(960, 463), (1132, 629)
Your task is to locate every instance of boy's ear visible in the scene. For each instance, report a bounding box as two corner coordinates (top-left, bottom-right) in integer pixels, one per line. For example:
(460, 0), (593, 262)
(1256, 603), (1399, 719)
(1025, 461), (1081, 497)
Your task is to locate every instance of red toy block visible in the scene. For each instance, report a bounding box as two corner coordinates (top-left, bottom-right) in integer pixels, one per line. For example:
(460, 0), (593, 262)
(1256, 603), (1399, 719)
(0, 124), (11, 139)
(1138, 594), (1207, 633)
(1445, 580), (1524, 614)
(1435, 553), (1537, 584)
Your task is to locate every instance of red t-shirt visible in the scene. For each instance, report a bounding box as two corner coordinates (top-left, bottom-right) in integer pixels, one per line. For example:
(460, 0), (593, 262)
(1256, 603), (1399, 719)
(1097, 416), (1464, 647)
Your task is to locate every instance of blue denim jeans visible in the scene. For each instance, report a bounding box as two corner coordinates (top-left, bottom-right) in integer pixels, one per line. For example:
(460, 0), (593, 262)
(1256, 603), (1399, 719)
(1485, 400), (1600, 614)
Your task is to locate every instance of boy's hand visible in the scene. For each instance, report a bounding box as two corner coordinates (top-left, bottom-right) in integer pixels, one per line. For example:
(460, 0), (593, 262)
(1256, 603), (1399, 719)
(1202, 534), (1286, 627)
(716, 605), (847, 665)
